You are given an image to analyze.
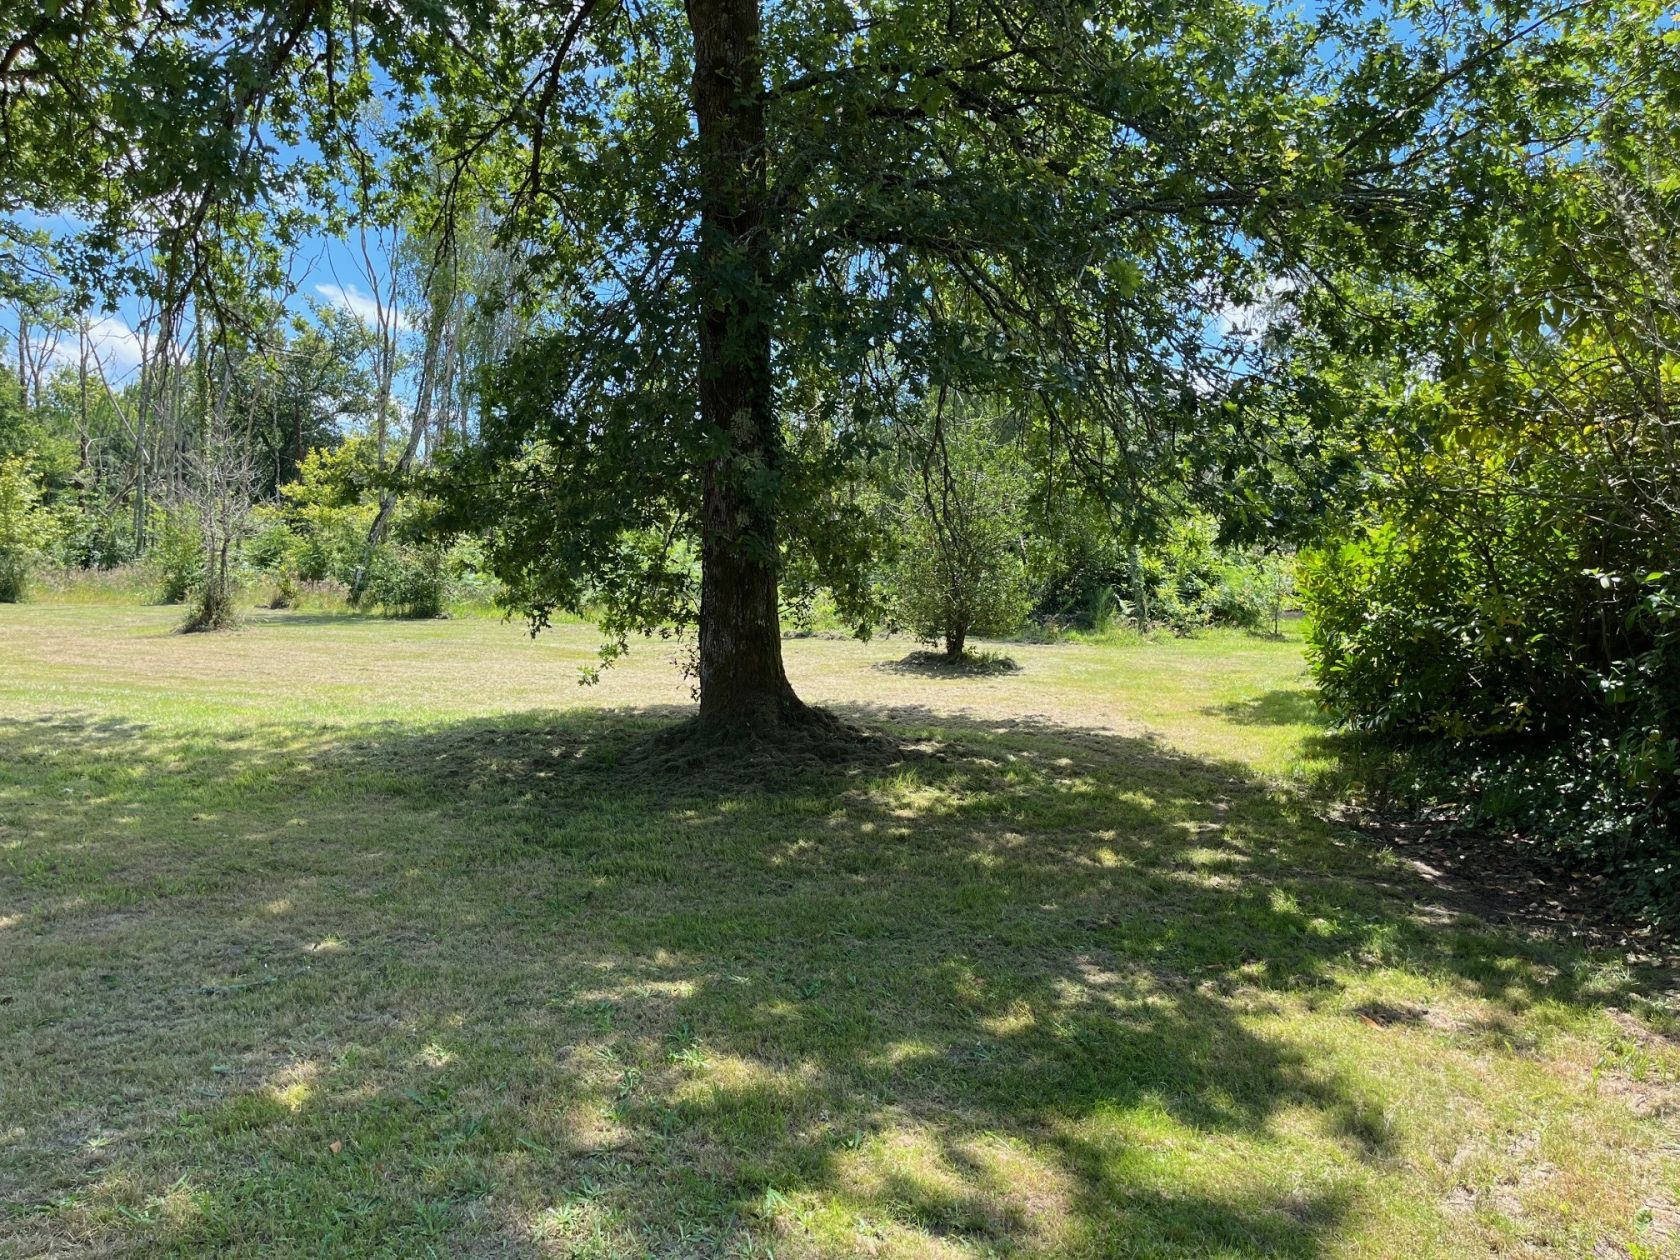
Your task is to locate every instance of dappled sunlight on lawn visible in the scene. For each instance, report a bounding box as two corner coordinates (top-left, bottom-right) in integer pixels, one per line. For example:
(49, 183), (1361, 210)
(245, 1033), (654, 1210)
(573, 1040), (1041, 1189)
(1, 612), (1676, 1256)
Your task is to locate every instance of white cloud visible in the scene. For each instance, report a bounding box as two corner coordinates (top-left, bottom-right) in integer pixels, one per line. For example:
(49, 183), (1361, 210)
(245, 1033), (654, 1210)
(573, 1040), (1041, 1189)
(40, 315), (146, 381)
(1211, 278), (1294, 342)
(83, 315), (145, 371)
(313, 281), (408, 331)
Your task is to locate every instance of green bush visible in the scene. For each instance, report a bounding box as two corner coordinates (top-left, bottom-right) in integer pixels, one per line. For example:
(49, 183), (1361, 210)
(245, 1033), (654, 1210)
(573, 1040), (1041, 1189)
(1301, 516), (1676, 914)
(885, 411), (1034, 660)
(363, 541), (454, 618)
(1300, 497), (1586, 740)
(0, 455), (62, 602)
(275, 441), (377, 585)
(60, 507), (138, 570)
(180, 577), (244, 633)
(1036, 511), (1292, 636)
(891, 504), (1033, 658)
(242, 439), (503, 618)
(1292, 154), (1680, 919)
(146, 509), (205, 604)
(1086, 582), (1122, 635)
(1209, 555), (1294, 635)
(268, 567), (300, 610)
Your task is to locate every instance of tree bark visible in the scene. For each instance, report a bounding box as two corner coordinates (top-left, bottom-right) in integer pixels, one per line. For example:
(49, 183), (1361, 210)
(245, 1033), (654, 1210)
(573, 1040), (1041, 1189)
(349, 272), (448, 608)
(686, 0), (806, 730)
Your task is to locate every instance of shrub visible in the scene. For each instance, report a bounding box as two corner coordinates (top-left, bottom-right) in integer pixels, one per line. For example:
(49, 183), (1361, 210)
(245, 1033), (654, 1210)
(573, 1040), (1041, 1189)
(146, 509), (205, 604)
(363, 541), (453, 618)
(1300, 487), (1675, 914)
(276, 441), (378, 585)
(1300, 499), (1584, 740)
(180, 579), (243, 633)
(0, 455), (62, 602)
(1209, 554), (1294, 635)
(1087, 583), (1122, 635)
(891, 505), (1033, 659)
(1035, 510), (1292, 635)
(60, 507), (138, 570)
(1294, 159), (1680, 919)
(268, 567), (300, 610)
(245, 505), (296, 573)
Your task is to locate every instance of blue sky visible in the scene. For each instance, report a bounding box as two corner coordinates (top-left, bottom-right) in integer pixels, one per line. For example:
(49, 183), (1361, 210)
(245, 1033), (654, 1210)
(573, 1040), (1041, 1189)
(1, 201), (407, 388)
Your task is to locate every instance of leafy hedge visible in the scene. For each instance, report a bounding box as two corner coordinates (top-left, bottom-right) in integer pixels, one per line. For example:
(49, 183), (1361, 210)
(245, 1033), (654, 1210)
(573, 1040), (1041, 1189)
(1303, 520), (1677, 913)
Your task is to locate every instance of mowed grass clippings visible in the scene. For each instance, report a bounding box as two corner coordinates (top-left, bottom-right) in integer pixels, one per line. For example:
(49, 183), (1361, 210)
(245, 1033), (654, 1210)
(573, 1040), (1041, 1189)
(0, 604), (1676, 1258)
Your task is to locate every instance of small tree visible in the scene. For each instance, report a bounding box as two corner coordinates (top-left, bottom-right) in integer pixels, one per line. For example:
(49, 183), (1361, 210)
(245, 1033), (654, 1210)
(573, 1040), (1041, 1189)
(889, 401), (1033, 661)
(0, 456), (61, 602)
(181, 357), (258, 632)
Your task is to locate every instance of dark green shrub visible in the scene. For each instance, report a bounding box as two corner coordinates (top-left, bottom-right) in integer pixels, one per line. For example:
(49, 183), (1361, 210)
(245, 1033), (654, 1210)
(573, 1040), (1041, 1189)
(1301, 514), (1676, 915)
(147, 510), (204, 604)
(884, 408), (1034, 660)
(364, 542), (453, 618)
(1036, 511), (1292, 636)
(268, 567), (300, 610)
(180, 580), (243, 633)
(61, 509), (138, 570)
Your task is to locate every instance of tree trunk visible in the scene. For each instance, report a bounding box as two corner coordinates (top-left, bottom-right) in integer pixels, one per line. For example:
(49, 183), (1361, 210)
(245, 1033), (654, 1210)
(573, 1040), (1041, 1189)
(686, 0), (805, 730)
(1129, 540), (1148, 632)
(350, 279), (447, 608)
(944, 627), (967, 662)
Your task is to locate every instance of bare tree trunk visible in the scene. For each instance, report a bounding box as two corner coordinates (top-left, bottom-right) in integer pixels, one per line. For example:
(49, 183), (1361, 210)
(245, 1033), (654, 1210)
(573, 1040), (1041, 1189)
(132, 332), (156, 551)
(1129, 540), (1148, 632)
(184, 340), (255, 631)
(348, 271), (447, 607)
(686, 0), (806, 731)
(77, 330), (90, 480)
(363, 226), (402, 470)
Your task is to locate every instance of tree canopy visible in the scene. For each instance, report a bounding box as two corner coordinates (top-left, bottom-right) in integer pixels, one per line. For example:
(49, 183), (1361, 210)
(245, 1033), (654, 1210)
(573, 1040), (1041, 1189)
(2, 0), (1669, 726)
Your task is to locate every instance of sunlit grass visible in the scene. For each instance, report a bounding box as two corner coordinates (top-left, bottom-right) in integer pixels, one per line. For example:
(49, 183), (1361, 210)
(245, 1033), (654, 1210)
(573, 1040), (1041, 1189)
(1, 604), (1675, 1257)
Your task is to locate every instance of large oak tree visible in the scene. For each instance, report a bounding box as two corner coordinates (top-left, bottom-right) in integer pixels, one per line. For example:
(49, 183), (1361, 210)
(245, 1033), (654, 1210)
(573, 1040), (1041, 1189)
(2, 0), (1629, 728)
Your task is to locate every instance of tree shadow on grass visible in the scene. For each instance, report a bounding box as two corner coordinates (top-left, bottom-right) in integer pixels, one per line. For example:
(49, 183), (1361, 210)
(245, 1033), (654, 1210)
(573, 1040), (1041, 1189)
(1208, 688), (1324, 727)
(243, 609), (447, 628)
(872, 650), (1023, 678)
(0, 705), (1670, 1256)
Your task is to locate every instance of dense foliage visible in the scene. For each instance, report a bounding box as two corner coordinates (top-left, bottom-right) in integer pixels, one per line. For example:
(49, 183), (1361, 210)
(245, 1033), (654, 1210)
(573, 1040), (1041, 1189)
(1039, 511), (1293, 636)
(0, 453), (60, 602)
(883, 402), (1034, 660)
(1299, 48), (1680, 916)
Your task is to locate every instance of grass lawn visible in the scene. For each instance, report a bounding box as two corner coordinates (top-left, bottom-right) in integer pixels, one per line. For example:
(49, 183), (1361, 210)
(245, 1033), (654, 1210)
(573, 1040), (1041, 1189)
(2, 604), (1677, 1258)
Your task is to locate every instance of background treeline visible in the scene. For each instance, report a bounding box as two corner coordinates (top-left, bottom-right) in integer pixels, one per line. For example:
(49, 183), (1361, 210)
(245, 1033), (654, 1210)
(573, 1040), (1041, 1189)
(0, 327), (1295, 640)
(2, 208), (1295, 641)
(0, 214), (522, 623)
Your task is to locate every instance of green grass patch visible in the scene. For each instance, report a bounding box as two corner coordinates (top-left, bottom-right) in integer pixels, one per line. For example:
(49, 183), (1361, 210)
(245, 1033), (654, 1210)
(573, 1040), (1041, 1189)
(1, 605), (1675, 1257)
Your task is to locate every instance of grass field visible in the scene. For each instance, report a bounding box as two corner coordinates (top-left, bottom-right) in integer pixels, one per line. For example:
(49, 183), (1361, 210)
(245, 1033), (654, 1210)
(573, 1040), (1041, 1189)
(2, 604), (1677, 1258)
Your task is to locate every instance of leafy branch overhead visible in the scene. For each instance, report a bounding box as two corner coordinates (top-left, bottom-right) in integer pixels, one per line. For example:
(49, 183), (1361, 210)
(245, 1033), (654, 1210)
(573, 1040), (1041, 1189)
(2, 0), (1673, 730)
